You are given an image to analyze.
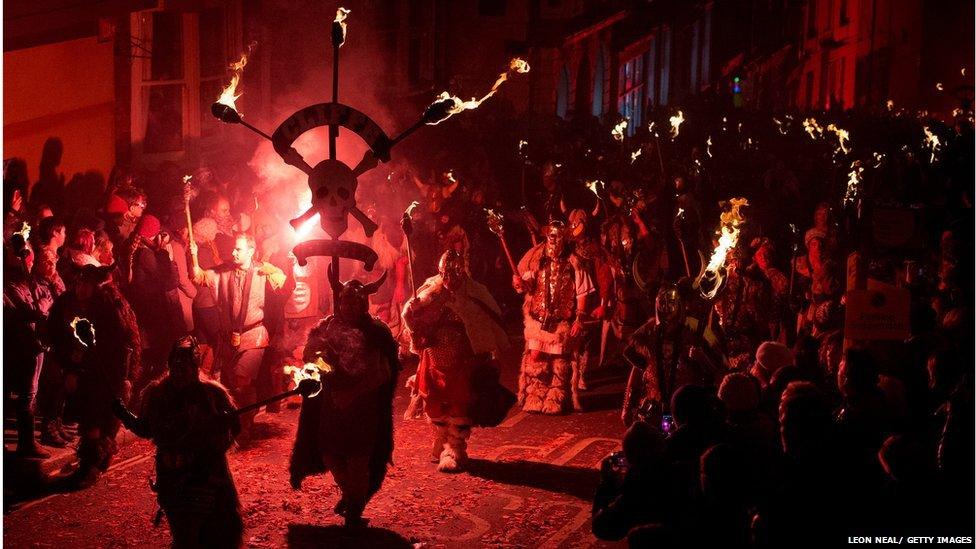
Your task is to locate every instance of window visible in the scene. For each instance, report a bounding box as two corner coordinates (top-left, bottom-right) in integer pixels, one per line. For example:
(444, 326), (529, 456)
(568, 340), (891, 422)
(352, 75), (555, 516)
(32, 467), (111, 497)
(659, 27), (671, 105)
(618, 55), (644, 134)
(132, 5), (242, 158)
(592, 47), (605, 117)
(556, 65), (569, 119)
(645, 39), (656, 109)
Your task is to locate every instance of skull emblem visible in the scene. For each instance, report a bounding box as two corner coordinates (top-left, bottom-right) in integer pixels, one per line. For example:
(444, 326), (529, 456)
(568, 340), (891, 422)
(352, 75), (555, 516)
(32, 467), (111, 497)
(309, 159), (358, 238)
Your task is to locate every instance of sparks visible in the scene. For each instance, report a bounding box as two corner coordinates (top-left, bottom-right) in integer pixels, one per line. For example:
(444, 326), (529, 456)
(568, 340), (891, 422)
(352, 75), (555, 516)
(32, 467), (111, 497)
(630, 148), (642, 164)
(648, 121), (656, 133)
(216, 42), (257, 111)
(872, 152), (884, 168)
(923, 126), (941, 163)
(737, 122), (743, 133)
(669, 110), (685, 138)
(706, 136), (713, 157)
(844, 160), (864, 206)
(612, 119), (628, 141)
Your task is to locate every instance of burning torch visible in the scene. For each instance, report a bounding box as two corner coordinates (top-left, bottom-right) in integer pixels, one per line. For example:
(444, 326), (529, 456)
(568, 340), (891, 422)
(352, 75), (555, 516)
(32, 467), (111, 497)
(694, 198), (749, 301)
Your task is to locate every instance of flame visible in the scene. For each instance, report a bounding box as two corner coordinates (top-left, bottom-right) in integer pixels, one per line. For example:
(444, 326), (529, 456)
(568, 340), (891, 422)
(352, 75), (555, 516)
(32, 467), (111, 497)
(844, 160), (863, 206)
(802, 117), (823, 139)
(509, 57), (530, 74)
(283, 357), (331, 398)
(699, 198), (749, 299)
(648, 121), (656, 133)
(444, 170), (456, 183)
(216, 42), (257, 111)
(962, 68), (967, 76)
(676, 207), (685, 220)
(773, 117), (786, 134)
(70, 317), (95, 347)
(872, 152), (884, 168)
(737, 122), (743, 133)
(936, 82), (944, 91)
(13, 221), (30, 242)
(923, 126), (941, 162)
(423, 58), (529, 125)
(585, 180), (603, 197)
(630, 148), (642, 163)
(334, 7), (351, 46)
(611, 120), (628, 141)
(518, 139), (528, 153)
(952, 108), (963, 117)
(706, 136), (713, 157)
(826, 123), (850, 155)
(669, 110), (684, 138)
(722, 116), (727, 131)
(886, 99), (894, 111)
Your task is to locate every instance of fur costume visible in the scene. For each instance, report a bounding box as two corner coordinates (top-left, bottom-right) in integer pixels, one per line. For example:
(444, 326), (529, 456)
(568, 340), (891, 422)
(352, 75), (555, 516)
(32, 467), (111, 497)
(289, 314), (400, 521)
(402, 272), (508, 472)
(515, 242), (593, 414)
(48, 279), (141, 478)
(126, 377), (243, 548)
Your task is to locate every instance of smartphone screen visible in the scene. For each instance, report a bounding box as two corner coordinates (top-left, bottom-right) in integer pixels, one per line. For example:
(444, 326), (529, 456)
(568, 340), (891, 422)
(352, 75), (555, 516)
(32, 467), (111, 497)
(661, 414), (673, 434)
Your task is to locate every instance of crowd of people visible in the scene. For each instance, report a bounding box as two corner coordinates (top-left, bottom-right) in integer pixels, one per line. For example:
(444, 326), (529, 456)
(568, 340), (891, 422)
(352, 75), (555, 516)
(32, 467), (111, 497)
(3, 93), (973, 543)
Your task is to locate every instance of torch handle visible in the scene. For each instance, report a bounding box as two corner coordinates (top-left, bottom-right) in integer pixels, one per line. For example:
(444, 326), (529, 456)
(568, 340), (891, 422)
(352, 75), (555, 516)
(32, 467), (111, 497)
(235, 387), (302, 416)
(496, 233), (518, 276)
(184, 201), (200, 272)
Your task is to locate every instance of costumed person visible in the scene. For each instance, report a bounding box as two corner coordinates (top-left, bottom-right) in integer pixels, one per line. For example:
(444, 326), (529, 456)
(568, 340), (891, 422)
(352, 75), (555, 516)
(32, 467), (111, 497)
(621, 281), (727, 428)
(513, 220), (594, 414)
(402, 250), (509, 473)
(289, 267), (400, 527)
(713, 246), (774, 370)
(190, 233), (288, 445)
(48, 264), (140, 487)
(112, 336), (243, 548)
(567, 208), (614, 392)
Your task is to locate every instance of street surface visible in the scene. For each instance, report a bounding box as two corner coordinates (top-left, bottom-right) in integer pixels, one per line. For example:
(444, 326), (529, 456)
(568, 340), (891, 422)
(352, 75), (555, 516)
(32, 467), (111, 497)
(4, 348), (627, 548)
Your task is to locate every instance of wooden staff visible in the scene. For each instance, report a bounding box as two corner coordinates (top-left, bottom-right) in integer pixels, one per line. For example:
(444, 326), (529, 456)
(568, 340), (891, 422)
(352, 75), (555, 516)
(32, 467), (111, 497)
(182, 176), (200, 272)
(486, 209), (518, 274)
